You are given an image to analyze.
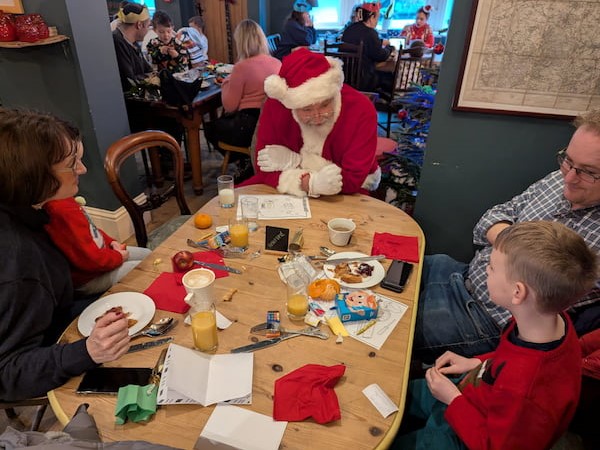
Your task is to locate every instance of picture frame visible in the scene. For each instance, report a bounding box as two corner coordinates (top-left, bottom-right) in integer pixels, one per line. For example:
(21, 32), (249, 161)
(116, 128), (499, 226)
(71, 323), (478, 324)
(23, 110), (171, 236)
(452, 0), (600, 119)
(0, 0), (24, 14)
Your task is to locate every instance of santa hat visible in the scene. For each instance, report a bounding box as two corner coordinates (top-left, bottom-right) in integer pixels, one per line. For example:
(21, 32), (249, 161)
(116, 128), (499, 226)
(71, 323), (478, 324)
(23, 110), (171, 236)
(264, 48), (344, 110)
(360, 2), (381, 13)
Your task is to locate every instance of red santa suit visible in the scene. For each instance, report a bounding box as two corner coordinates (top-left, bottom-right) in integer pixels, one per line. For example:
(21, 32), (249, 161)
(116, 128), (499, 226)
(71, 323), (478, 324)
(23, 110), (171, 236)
(241, 48), (380, 197)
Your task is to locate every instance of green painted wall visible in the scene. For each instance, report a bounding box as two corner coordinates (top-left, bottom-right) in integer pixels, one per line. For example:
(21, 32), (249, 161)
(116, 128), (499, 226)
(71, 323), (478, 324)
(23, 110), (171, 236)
(0, 0), (142, 211)
(414, 0), (574, 262)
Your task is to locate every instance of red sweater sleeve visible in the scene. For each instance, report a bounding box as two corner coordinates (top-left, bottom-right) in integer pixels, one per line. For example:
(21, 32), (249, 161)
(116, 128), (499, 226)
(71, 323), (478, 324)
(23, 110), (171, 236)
(43, 198), (123, 285)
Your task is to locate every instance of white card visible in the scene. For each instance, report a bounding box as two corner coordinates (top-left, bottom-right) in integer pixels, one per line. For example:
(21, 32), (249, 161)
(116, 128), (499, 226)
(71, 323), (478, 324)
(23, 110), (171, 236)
(362, 383), (398, 418)
(196, 405), (287, 450)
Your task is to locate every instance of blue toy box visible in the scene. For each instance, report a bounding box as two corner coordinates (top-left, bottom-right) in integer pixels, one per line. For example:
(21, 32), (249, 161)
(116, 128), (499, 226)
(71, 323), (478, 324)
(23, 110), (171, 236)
(335, 290), (378, 323)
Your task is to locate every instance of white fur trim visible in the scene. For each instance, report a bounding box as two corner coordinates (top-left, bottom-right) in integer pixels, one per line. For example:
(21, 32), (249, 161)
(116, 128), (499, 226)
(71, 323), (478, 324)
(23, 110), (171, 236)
(277, 168), (308, 197)
(265, 57), (344, 110)
(301, 153), (329, 171)
(362, 166), (382, 191)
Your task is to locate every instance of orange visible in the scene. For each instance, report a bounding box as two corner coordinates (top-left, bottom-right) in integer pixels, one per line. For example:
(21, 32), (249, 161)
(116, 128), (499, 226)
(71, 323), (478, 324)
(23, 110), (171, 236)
(308, 279), (340, 301)
(194, 213), (213, 229)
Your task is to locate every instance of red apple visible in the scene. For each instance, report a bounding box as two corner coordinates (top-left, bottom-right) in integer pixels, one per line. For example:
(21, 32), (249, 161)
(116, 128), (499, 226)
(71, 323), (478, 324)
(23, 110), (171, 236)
(172, 250), (194, 272)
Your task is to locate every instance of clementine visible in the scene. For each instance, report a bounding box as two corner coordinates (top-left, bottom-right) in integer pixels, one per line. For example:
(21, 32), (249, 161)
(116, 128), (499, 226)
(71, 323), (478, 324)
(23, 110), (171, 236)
(194, 213), (213, 229)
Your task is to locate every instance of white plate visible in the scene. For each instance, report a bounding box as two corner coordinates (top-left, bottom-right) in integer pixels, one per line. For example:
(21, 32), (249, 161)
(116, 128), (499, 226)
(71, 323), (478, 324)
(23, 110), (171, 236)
(323, 252), (385, 289)
(215, 64), (234, 74)
(77, 292), (156, 337)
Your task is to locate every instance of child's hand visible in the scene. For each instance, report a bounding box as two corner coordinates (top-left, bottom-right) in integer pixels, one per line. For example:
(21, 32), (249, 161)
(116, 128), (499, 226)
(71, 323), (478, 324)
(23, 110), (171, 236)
(159, 45), (170, 55)
(168, 47), (178, 58)
(110, 241), (130, 261)
(435, 351), (482, 375)
(426, 367), (461, 405)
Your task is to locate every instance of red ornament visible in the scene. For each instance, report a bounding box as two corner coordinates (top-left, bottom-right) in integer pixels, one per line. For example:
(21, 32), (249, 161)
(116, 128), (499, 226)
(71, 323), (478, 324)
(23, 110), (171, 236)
(397, 110), (408, 120)
(14, 13), (49, 43)
(433, 43), (445, 54)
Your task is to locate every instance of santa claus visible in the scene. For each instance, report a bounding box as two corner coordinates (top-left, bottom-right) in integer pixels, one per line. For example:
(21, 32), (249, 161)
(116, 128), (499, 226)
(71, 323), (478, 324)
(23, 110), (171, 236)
(242, 48), (381, 197)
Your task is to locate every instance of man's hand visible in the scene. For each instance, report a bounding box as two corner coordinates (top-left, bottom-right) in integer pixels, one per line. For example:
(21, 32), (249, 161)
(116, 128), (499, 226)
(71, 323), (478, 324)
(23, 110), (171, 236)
(257, 145), (302, 172)
(426, 367), (462, 405)
(486, 222), (511, 245)
(435, 351), (482, 375)
(86, 312), (130, 364)
(309, 164), (342, 196)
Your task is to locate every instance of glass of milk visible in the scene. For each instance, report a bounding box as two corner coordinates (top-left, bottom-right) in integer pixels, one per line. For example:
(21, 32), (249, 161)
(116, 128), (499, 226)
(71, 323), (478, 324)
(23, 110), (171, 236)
(217, 175), (234, 208)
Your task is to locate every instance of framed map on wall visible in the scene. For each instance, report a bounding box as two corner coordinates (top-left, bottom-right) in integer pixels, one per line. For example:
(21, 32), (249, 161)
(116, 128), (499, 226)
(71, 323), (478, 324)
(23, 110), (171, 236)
(453, 0), (600, 119)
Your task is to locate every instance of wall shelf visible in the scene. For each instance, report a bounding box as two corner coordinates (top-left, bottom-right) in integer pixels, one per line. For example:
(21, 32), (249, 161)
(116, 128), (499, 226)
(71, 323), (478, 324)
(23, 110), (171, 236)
(0, 34), (68, 48)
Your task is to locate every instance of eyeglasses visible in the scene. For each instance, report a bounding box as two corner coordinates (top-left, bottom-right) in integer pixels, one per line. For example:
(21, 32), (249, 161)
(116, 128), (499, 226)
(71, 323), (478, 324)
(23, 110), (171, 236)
(56, 155), (84, 174)
(557, 148), (600, 183)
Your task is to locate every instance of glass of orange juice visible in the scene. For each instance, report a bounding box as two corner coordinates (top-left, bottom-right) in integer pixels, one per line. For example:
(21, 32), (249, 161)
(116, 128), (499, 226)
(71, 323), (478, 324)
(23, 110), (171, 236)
(229, 218), (249, 248)
(191, 302), (218, 353)
(286, 270), (309, 321)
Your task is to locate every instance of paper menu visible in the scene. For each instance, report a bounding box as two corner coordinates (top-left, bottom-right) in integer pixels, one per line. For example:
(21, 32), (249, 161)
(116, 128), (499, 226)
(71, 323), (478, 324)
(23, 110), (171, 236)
(236, 194), (311, 220)
(157, 344), (253, 406)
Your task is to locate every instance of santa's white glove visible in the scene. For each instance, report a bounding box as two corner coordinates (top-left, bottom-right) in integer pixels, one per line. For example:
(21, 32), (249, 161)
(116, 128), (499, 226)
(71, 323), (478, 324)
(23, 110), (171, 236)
(309, 164), (343, 197)
(257, 145), (302, 172)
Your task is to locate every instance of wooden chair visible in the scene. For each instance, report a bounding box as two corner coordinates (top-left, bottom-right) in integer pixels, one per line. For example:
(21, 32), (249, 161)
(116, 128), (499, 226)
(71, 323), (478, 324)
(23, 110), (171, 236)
(323, 41), (364, 90)
(104, 130), (191, 249)
(218, 141), (252, 175)
(266, 33), (281, 56)
(376, 52), (405, 137)
(1, 397), (49, 431)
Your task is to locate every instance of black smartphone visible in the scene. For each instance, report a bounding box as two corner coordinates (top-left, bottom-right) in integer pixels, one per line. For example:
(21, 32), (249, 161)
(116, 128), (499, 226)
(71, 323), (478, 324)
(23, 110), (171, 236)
(76, 367), (152, 395)
(380, 259), (414, 293)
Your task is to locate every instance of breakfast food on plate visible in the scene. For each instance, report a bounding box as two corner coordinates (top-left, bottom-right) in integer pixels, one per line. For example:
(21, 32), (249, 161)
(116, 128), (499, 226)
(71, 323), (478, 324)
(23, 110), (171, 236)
(330, 261), (375, 284)
(95, 306), (137, 328)
(308, 279), (341, 301)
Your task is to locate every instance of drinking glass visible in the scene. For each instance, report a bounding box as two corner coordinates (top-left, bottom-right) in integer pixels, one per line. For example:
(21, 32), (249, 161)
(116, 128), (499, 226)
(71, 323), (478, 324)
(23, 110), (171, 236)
(191, 302), (218, 353)
(241, 196), (259, 231)
(217, 175), (234, 208)
(229, 218), (249, 248)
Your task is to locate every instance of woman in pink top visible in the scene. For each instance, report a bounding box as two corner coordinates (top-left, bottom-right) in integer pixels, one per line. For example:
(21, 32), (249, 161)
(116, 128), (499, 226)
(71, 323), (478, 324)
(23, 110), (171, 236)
(204, 19), (281, 182)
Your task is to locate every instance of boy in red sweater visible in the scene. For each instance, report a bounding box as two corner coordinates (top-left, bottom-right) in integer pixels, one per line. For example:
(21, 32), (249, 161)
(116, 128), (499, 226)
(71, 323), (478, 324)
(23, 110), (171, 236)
(396, 221), (598, 450)
(44, 196), (151, 295)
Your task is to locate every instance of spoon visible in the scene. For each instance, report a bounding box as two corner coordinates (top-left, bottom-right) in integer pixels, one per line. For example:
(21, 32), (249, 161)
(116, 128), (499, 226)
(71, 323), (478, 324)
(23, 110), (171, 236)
(130, 317), (176, 339)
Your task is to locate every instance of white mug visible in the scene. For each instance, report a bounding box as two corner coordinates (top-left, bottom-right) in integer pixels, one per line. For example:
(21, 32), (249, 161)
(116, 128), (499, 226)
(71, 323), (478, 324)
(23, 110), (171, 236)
(182, 268), (215, 307)
(327, 218), (356, 247)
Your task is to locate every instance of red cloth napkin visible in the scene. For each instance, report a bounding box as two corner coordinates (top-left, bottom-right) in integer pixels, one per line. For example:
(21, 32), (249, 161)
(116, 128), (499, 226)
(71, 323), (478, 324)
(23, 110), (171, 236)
(273, 364), (346, 424)
(371, 232), (419, 263)
(143, 251), (229, 313)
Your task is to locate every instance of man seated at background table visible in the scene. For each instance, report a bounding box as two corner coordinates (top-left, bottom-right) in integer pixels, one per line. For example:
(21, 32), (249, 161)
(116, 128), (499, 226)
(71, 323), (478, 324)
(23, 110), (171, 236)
(413, 109), (600, 365)
(242, 48), (381, 197)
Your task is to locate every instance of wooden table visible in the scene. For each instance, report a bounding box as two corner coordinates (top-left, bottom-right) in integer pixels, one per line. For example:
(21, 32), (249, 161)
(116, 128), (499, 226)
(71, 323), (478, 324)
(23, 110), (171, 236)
(126, 81), (222, 195)
(49, 185), (425, 450)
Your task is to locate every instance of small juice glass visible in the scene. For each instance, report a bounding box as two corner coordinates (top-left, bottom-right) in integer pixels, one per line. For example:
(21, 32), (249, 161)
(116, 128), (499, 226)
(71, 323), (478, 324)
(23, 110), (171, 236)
(229, 218), (249, 248)
(191, 303), (218, 353)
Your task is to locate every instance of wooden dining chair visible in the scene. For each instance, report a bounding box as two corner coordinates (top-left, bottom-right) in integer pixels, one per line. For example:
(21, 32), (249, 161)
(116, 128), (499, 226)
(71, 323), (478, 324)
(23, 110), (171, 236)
(376, 52), (406, 137)
(266, 33), (281, 56)
(104, 130), (191, 249)
(1, 397), (49, 431)
(323, 41), (364, 90)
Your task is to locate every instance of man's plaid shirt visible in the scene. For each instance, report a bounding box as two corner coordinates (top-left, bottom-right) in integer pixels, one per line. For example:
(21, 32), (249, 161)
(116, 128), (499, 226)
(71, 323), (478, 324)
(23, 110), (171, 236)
(468, 170), (600, 328)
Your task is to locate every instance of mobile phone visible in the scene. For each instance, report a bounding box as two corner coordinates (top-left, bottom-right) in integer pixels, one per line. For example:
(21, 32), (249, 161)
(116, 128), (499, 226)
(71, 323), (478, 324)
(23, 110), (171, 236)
(380, 260), (413, 293)
(76, 367), (152, 395)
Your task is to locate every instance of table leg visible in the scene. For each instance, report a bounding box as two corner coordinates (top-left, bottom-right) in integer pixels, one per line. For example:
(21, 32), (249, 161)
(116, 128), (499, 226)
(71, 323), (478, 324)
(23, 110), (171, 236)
(184, 121), (204, 195)
(148, 147), (164, 188)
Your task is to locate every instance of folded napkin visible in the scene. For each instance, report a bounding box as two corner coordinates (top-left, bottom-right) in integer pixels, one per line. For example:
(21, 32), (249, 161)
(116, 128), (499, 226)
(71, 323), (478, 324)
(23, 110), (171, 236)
(144, 251), (229, 313)
(273, 364), (346, 424)
(115, 384), (157, 425)
(371, 232), (419, 263)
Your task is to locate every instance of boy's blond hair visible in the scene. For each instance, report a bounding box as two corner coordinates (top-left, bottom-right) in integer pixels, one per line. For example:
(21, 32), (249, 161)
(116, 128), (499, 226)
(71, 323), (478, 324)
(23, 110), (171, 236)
(494, 221), (598, 313)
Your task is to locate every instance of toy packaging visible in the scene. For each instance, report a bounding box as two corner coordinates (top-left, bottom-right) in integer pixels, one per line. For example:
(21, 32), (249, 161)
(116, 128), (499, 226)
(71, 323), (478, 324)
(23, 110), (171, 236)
(335, 290), (378, 323)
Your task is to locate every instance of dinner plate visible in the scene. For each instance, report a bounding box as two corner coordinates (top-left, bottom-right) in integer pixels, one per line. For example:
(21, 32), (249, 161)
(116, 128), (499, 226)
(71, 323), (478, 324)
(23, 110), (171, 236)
(323, 252), (385, 289)
(215, 64), (234, 74)
(77, 292), (156, 337)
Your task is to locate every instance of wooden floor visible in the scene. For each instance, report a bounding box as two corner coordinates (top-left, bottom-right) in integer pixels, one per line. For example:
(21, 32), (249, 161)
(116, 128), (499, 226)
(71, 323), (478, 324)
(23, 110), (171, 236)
(0, 140), (235, 435)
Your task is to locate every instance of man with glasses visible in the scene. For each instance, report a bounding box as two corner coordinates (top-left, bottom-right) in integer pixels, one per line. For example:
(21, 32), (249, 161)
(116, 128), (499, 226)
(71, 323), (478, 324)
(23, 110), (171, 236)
(413, 109), (600, 365)
(245, 48), (381, 197)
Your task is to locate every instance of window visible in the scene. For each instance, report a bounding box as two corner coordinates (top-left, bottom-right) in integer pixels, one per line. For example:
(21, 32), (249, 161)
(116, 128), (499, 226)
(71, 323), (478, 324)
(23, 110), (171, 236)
(313, 0), (454, 33)
(140, 0), (156, 15)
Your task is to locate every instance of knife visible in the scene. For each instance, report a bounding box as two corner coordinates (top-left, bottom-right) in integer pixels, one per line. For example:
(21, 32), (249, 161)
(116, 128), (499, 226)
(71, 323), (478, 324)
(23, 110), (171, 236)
(230, 333), (301, 353)
(324, 254), (386, 265)
(194, 260), (242, 274)
(127, 336), (173, 354)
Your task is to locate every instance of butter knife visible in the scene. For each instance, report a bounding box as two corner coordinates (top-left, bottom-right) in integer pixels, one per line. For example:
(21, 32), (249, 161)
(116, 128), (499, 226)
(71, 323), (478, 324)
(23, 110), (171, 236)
(324, 254), (386, 265)
(127, 336), (173, 354)
(230, 334), (299, 353)
(194, 260), (242, 274)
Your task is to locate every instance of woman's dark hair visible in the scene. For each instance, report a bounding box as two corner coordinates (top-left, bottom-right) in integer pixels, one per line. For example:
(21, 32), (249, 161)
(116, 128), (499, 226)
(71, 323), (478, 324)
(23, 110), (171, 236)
(356, 7), (377, 23)
(122, 1), (144, 16)
(0, 108), (79, 206)
(152, 10), (173, 28)
(417, 7), (431, 19)
(290, 11), (305, 24)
